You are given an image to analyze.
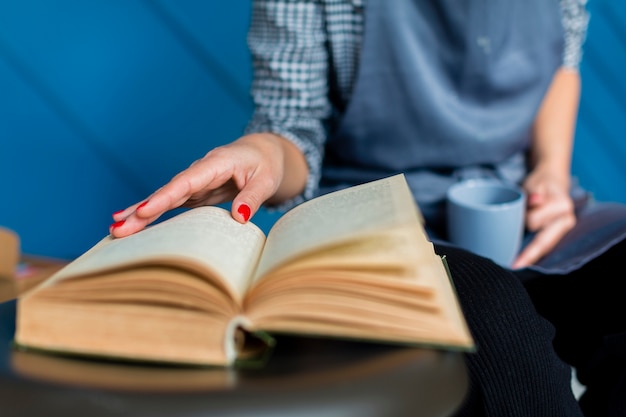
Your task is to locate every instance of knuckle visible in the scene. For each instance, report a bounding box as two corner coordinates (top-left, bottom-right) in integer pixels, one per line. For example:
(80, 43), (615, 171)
(563, 215), (577, 230)
(244, 192), (262, 209)
(256, 175), (280, 194)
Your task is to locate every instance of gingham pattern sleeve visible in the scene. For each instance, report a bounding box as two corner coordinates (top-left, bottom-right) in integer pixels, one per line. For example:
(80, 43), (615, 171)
(560, 0), (590, 69)
(244, 0), (332, 209)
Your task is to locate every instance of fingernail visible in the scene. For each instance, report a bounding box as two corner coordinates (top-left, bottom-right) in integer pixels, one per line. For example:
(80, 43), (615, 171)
(113, 210), (124, 217)
(137, 201), (149, 210)
(237, 204), (251, 222)
(111, 220), (126, 229)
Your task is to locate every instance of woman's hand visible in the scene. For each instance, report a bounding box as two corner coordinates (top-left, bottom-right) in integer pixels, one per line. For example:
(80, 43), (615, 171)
(513, 67), (580, 269)
(511, 168), (576, 269)
(109, 133), (308, 238)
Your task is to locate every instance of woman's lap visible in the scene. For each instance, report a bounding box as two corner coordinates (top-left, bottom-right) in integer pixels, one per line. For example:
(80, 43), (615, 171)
(522, 240), (626, 416)
(434, 243), (583, 417)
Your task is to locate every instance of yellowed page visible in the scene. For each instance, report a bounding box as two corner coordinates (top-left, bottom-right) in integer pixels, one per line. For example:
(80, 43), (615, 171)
(246, 217), (474, 349)
(253, 174), (421, 281)
(16, 299), (239, 365)
(35, 206), (266, 301)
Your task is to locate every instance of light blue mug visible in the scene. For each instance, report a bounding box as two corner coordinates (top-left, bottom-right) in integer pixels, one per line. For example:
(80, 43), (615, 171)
(446, 179), (526, 267)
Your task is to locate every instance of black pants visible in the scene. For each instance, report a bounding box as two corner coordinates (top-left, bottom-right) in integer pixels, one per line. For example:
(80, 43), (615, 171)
(436, 241), (626, 417)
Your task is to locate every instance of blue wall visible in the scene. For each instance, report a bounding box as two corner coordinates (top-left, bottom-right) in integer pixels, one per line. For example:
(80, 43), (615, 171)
(1, 0), (625, 259)
(1, 0), (281, 259)
(571, 0), (626, 203)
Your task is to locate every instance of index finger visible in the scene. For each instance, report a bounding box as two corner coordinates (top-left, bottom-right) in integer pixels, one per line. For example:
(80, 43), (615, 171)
(511, 217), (573, 269)
(135, 160), (230, 220)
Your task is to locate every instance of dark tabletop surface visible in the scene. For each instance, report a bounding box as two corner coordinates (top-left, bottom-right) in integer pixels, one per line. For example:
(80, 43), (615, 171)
(0, 288), (468, 417)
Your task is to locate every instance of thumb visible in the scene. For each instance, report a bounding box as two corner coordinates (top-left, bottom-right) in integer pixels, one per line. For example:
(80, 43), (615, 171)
(233, 201), (254, 223)
(231, 180), (275, 223)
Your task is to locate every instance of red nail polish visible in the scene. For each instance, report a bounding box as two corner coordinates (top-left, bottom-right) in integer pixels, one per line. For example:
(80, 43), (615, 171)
(237, 204), (251, 222)
(111, 220), (126, 229)
(137, 201), (149, 210)
(113, 210), (124, 216)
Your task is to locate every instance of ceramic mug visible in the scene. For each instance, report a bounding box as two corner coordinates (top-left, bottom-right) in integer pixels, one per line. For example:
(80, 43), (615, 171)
(446, 179), (526, 267)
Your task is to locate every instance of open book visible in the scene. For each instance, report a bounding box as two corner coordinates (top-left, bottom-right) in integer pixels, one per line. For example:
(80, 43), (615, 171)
(14, 174), (474, 366)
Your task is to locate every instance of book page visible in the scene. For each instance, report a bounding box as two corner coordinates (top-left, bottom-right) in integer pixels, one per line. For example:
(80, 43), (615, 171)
(253, 174), (421, 281)
(38, 207), (266, 300)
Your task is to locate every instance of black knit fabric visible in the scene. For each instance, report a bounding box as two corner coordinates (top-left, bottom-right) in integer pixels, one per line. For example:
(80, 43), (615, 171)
(432, 243), (624, 417)
(524, 240), (626, 417)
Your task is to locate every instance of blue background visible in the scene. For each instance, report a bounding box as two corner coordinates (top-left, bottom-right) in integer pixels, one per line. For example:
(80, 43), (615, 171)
(1, 0), (625, 260)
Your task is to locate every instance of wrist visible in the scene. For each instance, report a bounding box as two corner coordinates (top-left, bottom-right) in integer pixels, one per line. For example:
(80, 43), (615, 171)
(530, 161), (572, 191)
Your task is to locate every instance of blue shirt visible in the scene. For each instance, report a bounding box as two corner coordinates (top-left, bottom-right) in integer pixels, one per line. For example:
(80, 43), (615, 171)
(244, 0), (590, 209)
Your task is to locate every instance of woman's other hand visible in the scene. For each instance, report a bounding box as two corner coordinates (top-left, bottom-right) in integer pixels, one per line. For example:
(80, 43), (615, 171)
(109, 133), (307, 238)
(512, 168), (576, 269)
